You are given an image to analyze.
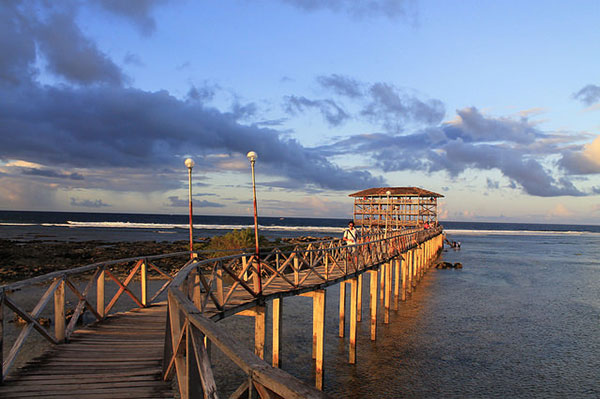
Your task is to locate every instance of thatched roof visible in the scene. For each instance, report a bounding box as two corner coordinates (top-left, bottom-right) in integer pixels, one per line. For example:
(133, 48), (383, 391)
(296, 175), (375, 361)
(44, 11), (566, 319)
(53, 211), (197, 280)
(349, 187), (444, 198)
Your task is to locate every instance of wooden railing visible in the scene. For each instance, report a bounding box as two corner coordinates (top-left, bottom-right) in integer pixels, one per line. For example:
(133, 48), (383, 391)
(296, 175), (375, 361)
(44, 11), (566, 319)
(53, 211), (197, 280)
(164, 227), (443, 398)
(0, 226), (443, 397)
(0, 250), (193, 382)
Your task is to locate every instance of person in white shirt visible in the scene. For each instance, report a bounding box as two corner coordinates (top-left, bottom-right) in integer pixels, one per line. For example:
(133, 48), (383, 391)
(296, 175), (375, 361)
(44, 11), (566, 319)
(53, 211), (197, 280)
(343, 221), (358, 245)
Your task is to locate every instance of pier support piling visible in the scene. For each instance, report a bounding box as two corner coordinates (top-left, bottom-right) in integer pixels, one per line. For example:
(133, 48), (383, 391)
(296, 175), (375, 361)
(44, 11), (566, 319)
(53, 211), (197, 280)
(349, 277), (358, 364)
(272, 298), (282, 368)
(339, 282), (346, 338)
(313, 290), (326, 390)
(369, 270), (378, 341)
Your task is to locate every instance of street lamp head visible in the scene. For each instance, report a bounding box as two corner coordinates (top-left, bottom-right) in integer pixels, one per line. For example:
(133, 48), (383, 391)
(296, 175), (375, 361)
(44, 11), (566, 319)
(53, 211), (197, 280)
(246, 151), (258, 162)
(386, 190), (391, 196)
(184, 158), (195, 169)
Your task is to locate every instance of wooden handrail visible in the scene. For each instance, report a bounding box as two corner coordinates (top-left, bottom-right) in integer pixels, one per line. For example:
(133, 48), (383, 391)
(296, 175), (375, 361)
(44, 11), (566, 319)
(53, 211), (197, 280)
(164, 227), (443, 398)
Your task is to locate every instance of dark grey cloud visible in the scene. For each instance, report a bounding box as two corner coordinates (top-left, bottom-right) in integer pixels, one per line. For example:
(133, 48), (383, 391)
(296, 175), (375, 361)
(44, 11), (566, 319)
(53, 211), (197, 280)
(35, 11), (126, 86)
(0, 2), (38, 86)
(0, 83), (382, 191)
(284, 95), (350, 126)
(167, 196), (225, 208)
(70, 197), (111, 208)
(444, 107), (541, 144)
(318, 107), (589, 197)
(308, 75), (446, 132)
(0, 2), (125, 87)
(558, 150), (600, 175)
(573, 84), (600, 106)
(279, 0), (414, 20)
(363, 83), (445, 130)
(93, 0), (168, 35)
(187, 84), (218, 103)
(317, 74), (363, 98)
(22, 168), (84, 180)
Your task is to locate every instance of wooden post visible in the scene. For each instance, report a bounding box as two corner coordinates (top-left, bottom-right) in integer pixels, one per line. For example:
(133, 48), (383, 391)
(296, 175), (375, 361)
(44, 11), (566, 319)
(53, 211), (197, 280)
(97, 268), (105, 318)
(294, 256), (299, 286)
(357, 274), (363, 322)
(242, 256), (248, 281)
(339, 282), (346, 337)
(185, 323), (203, 398)
(384, 262), (391, 324)
(379, 264), (385, 305)
(394, 258), (400, 310)
(141, 261), (148, 307)
(349, 278), (358, 364)
(54, 278), (65, 343)
(216, 266), (224, 307)
(255, 305), (266, 359)
(368, 270), (377, 341)
(193, 271), (201, 310)
(415, 246), (421, 283)
(406, 250), (412, 294)
(272, 298), (282, 368)
(313, 290), (326, 390)
(401, 254), (407, 301)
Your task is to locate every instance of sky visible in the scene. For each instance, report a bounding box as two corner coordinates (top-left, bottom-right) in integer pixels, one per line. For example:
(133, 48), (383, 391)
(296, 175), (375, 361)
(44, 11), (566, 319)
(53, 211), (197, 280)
(1, 0), (599, 224)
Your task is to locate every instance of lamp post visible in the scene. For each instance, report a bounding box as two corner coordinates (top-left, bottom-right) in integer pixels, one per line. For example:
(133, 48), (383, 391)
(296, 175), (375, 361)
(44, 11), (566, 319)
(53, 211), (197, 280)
(246, 151), (262, 295)
(184, 158), (195, 259)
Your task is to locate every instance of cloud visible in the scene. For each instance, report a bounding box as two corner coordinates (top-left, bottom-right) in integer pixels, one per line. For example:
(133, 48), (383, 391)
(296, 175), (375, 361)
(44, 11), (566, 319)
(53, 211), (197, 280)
(124, 52), (144, 66)
(546, 203), (574, 218)
(277, 0), (414, 20)
(362, 83), (445, 130)
(284, 95), (350, 126)
(311, 75), (446, 131)
(70, 197), (111, 208)
(559, 135), (600, 174)
(0, 2), (39, 86)
(92, 0), (168, 35)
(573, 84), (600, 106)
(319, 107), (589, 197)
(0, 83), (384, 191)
(35, 10), (126, 86)
(0, 2), (126, 87)
(167, 196), (225, 208)
(316, 74), (364, 98)
(444, 107), (541, 144)
(486, 178), (499, 190)
(22, 168), (84, 180)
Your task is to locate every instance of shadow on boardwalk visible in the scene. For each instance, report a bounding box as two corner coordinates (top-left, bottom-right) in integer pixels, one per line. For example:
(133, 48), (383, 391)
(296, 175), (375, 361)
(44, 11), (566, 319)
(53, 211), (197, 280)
(0, 303), (173, 399)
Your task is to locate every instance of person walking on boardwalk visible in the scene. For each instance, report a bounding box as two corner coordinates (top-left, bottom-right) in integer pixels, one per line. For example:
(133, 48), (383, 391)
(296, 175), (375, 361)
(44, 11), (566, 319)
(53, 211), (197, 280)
(343, 221), (358, 245)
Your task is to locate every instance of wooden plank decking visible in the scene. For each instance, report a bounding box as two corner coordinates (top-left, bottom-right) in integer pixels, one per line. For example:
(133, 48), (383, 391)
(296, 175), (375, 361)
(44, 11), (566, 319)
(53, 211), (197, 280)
(0, 303), (173, 399)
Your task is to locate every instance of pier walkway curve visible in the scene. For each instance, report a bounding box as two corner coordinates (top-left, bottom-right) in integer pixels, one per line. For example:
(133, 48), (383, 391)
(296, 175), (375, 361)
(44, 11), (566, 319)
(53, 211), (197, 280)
(0, 227), (443, 398)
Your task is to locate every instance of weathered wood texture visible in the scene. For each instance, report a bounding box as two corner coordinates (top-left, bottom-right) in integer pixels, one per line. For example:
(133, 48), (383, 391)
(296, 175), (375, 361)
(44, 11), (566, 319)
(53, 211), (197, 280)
(0, 227), (443, 399)
(0, 304), (173, 398)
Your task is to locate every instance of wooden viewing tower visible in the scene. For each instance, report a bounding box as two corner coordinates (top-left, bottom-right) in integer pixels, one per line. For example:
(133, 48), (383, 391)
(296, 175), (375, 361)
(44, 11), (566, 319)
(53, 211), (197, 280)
(350, 187), (444, 232)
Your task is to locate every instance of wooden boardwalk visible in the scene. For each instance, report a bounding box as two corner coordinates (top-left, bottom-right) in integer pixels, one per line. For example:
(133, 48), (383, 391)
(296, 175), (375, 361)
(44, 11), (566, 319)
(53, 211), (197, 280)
(1, 228), (443, 398)
(0, 304), (173, 398)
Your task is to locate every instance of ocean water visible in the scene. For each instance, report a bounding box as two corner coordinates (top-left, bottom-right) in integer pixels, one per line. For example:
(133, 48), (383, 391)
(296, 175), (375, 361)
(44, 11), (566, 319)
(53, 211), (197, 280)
(204, 230), (599, 398)
(1, 211), (599, 397)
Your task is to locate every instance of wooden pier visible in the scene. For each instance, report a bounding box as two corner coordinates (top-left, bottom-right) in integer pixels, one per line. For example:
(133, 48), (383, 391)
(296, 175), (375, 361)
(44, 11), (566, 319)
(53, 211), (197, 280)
(1, 189), (445, 398)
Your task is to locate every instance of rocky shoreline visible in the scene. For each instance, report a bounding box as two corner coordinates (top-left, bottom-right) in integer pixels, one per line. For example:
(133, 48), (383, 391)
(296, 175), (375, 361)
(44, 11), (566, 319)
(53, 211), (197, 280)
(0, 236), (334, 284)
